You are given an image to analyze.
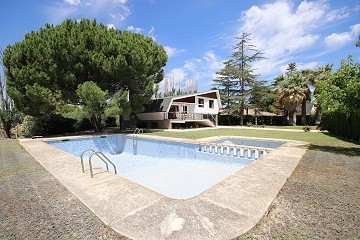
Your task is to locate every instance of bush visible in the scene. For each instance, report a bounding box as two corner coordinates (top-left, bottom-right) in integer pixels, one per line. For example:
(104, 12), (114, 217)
(303, 125), (311, 132)
(22, 115), (41, 137)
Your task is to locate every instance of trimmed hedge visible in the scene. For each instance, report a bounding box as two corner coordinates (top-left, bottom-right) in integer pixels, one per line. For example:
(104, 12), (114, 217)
(321, 112), (360, 141)
(218, 114), (316, 126)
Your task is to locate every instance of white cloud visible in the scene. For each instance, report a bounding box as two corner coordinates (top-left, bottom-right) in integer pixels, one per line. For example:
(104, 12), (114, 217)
(64, 0), (81, 5)
(325, 7), (350, 22)
(237, 0), (352, 78)
(325, 23), (360, 48)
(115, 0), (127, 4)
(47, 0), (131, 24)
(148, 26), (156, 40)
(163, 46), (185, 58)
(107, 23), (116, 29)
(127, 25), (143, 33)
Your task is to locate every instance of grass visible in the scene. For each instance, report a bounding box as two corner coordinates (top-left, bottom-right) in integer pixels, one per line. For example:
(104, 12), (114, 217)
(147, 128), (359, 149)
(259, 125), (318, 130)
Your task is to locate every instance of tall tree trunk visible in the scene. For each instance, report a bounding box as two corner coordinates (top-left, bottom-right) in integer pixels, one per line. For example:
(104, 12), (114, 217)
(315, 105), (322, 125)
(288, 110), (297, 126)
(301, 99), (307, 125)
(119, 115), (125, 131)
(283, 110), (289, 125)
(91, 115), (102, 132)
(239, 104), (244, 125)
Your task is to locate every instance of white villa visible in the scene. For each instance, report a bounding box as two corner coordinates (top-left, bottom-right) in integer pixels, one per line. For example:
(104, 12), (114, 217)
(136, 90), (222, 129)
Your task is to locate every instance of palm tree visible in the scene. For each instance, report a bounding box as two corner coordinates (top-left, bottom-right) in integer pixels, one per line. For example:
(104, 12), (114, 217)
(276, 72), (308, 126)
(312, 64), (333, 124)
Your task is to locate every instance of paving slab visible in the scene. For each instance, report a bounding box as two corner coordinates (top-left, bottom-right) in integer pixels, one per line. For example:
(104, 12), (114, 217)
(19, 135), (308, 240)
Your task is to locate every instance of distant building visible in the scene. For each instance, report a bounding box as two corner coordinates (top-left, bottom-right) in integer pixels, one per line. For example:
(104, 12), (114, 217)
(136, 90), (222, 129)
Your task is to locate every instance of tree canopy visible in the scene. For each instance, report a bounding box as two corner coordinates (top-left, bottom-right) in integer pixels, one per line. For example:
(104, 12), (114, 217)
(213, 32), (264, 125)
(3, 18), (167, 117)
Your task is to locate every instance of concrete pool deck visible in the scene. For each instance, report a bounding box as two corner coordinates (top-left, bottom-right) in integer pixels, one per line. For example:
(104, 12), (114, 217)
(19, 135), (308, 240)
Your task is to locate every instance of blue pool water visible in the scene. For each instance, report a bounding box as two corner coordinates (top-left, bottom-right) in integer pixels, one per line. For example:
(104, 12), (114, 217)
(215, 138), (284, 149)
(47, 135), (275, 199)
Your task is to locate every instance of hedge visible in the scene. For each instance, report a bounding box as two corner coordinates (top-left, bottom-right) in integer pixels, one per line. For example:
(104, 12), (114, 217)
(321, 112), (360, 141)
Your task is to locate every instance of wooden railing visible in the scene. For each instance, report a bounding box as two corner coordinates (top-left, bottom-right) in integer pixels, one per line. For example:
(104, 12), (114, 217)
(165, 112), (216, 124)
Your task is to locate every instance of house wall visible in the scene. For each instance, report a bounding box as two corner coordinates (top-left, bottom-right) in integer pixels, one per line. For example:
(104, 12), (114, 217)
(169, 96), (219, 115)
(136, 112), (164, 121)
(193, 96), (219, 114)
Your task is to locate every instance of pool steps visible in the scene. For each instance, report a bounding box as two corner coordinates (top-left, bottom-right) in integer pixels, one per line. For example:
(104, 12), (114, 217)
(198, 143), (271, 160)
(80, 149), (117, 178)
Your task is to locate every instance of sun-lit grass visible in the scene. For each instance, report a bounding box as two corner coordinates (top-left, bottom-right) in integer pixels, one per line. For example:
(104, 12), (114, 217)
(259, 125), (318, 130)
(146, 128), (359, 149)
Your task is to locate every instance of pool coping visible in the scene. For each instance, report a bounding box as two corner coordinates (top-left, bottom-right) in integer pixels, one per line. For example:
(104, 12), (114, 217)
(19, 134), (308, 240)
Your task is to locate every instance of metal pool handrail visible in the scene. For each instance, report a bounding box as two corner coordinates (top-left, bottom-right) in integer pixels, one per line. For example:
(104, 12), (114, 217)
(80, 149), (117, 178)
(133, 128), (143, 151)
(88, 151), (117, 178)
(80, 149), (95, 173)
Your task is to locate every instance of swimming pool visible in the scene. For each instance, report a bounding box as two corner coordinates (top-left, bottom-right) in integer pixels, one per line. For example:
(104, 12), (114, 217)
(47, 135), (279, 199)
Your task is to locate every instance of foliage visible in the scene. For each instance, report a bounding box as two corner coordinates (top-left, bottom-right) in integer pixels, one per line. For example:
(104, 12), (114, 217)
(213, 32), (264, 125)
(0, 99), (22, 138)
(0, 45), (22, 138)
(21, 115), (38, 137)
(249, 80), (277, 113)
(316, 55), (360, 140)
(316, 56), (359, 116)
(275, 71), (307, 125)
(3, 18), (167, 122)
(104, 89), (131, 125)
(76, 81), (108, 132)
(303, 125), (311, 132)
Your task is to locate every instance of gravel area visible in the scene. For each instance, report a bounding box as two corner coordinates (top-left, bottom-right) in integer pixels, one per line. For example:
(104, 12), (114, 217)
(241, 147), (360, 239)
(0, 140), (127, 240)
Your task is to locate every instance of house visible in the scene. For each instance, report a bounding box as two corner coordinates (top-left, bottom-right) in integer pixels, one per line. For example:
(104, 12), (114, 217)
(136, 90), (222, 129)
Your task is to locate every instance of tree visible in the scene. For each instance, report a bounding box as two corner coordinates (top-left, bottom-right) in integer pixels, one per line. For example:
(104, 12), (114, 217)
(276, 72), (308, 126)
(0, 45), (22, 138)
(286, 62), (297, 76)
(249, 80), (277, 125)
(213, 60), (238, 124)
(105, 89), (131, 129)
(316, 56), (360, 116)
(304, 64), (333, 124)
(213, 32), (264, 125)
(76, 81), (108, 132)
(3, 18), (167, 129)
(316, 55), (360, 140)
(276, 63), (312, 125)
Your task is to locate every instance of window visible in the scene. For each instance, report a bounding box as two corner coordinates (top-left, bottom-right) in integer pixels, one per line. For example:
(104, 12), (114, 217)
(209, 100), (214, 109)
(198, 98), (204, 108)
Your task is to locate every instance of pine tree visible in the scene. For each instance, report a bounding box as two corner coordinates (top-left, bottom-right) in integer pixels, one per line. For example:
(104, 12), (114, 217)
(213, 32), (264, 125)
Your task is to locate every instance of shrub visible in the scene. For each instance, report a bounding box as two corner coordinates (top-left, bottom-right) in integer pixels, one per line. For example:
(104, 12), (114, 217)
(303, 125), (311, 132)
(22, 115), (41, 137)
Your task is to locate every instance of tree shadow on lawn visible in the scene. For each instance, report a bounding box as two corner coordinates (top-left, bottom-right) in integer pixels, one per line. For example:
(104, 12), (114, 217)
(309, 145), (360, 157)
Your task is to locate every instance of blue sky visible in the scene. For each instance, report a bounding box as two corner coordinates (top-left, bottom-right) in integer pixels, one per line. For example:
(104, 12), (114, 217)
(1, 0), (359, 92)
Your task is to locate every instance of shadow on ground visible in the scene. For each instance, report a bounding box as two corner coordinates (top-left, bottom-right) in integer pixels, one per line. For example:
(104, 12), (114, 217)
(309, 144), (360, 157)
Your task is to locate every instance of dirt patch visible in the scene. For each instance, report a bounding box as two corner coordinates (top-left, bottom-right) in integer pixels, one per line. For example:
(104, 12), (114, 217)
(0, 140), (127, 240)
(241, 149), (360, 239)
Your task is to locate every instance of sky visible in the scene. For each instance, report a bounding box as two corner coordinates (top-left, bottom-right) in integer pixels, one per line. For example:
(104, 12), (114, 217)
(1, 0), (359, 92)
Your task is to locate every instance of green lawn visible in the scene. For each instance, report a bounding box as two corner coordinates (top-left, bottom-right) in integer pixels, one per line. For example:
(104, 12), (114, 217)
(147, 128), (360, 156)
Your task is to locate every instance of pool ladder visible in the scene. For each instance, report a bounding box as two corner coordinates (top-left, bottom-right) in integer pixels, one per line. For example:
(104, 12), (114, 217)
(80, 149), (117, 178)
(198, 143), (271, 160)
(133, 128), (143, 154)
